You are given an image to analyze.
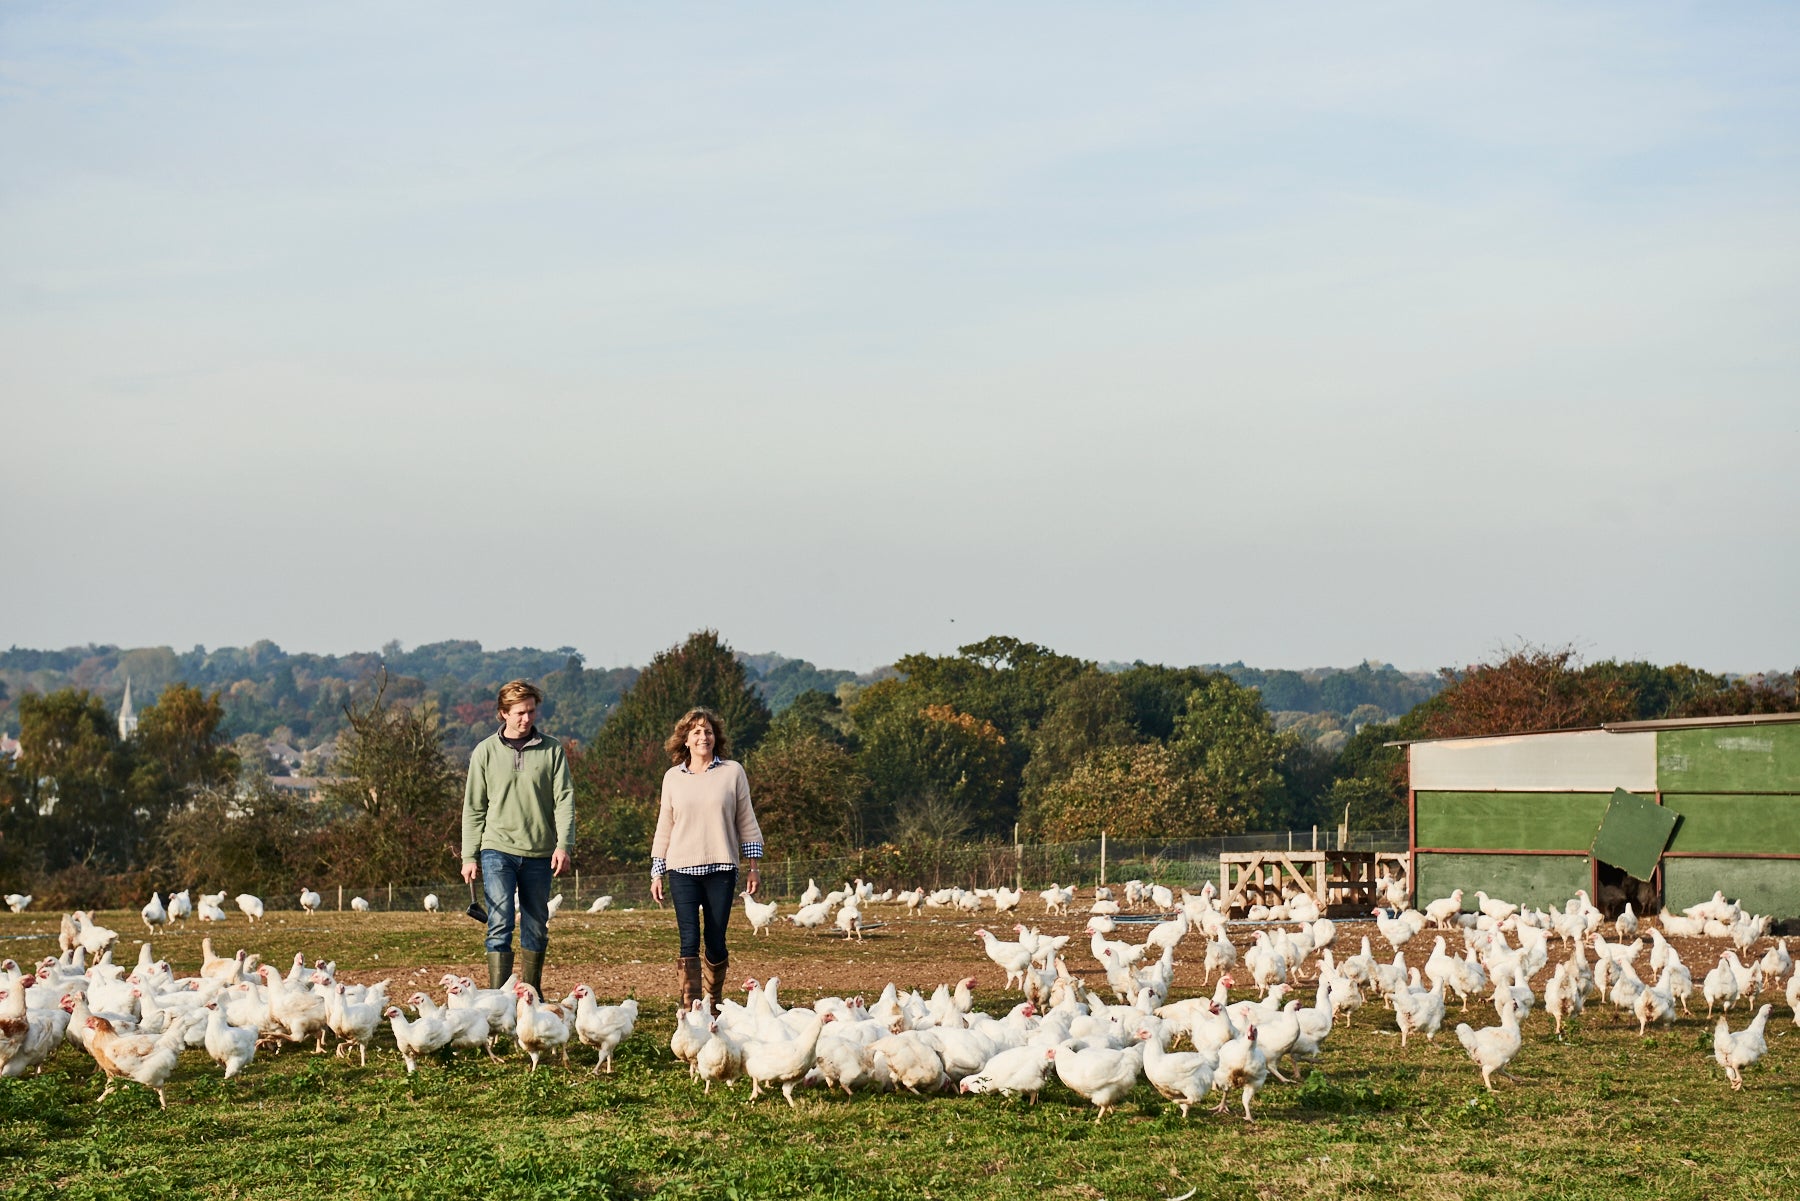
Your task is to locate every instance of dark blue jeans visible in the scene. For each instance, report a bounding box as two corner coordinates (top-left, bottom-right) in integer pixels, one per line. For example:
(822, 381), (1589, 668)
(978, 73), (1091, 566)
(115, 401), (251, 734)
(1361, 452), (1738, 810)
(481, 849), (552, 953)
(669, 869), (737, 962)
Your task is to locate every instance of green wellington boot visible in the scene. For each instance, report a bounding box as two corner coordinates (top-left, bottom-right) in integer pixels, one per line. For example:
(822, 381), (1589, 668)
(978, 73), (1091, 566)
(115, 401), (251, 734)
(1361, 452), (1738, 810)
(519, 949), (546, 998)
(487, 950), (514, 990)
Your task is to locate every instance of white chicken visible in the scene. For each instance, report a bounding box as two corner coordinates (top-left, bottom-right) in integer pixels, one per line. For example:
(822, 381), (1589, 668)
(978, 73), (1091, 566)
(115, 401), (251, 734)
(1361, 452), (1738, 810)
(141, 892), (168, 933)
(1713, 1003), (1773, 1090)
(1454, 993), (1523, 1092)
(235, 893), (265, 924)
(835, 899), (864, 941)
(744, 1010), (825, 1107)
(202, 1002), (258, 1080)
(326, 983), (384, 1066)
(670, 999), (710, 1076)
(1136, 1026), (1217, 1117)
(1393, 974), (1447, 1047)
(350, 897), (370, 912)
(422, 894), (441, 914)
(788, 901), (832, 931)
(3, 894), (30, 914)
(869, 1031), (949, 1095)
(513, 985), (572, 1071)
(975, 929), (1035, 992)
(1374, 908), (1416, 952)
(1703, 953), (1742, 1017)
(587, 895), (614, 913)
(1039, 884), (1074, 916)
(299, 888), (322, 914)
(1473, 891), (1518, 923)
(165, 890), (192, 926)
(1211, 1025), (1270, 1121)
(695, 1018), (746, 1093)
(571, 989), (637, 1074)
(1634, 968), (1677, 1036)
(960, 1044), (1054, 1105)
(1049, 1040), (1143, 1122)
(1543, 960), (1585, 1039)
(4, 990), (71, 1078)
(385, 1005), (452, 1074)
(1423, 889), (1465, 929)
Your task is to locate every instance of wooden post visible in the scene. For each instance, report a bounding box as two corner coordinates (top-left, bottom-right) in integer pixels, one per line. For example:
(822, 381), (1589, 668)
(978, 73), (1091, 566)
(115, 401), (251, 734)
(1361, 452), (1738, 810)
(1014, 824), (1022, 893)
(1100, 831), (1107, 888)
(388, 882), (393, 910)
(1312, 825), (1317, 851)
(575, 870), (581, 903)
(337, 885), (343, 912)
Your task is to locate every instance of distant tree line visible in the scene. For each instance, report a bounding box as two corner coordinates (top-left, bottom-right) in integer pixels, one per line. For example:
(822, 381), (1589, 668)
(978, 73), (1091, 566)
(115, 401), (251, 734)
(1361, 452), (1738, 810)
(0, 633), (1790, 908)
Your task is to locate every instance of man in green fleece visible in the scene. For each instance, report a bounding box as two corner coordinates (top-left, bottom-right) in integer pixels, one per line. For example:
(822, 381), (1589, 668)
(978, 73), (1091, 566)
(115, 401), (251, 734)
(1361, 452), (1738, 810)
(460, 679), (574, 995)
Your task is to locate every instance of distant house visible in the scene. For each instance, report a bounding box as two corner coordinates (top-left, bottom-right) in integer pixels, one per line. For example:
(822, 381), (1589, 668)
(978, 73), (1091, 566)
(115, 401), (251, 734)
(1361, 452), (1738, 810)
(264, 741), (304, 774)
(268, 776), (341, 802)
(0, 733), (20, 762)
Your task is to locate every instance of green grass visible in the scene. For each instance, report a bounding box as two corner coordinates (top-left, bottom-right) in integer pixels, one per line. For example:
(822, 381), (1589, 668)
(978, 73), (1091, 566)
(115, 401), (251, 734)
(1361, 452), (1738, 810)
(2, 907), (1796, 1200)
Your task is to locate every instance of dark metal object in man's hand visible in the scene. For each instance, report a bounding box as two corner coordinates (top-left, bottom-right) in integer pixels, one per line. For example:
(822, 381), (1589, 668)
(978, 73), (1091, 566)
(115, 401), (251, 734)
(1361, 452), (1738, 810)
(466, 879), (487, 924)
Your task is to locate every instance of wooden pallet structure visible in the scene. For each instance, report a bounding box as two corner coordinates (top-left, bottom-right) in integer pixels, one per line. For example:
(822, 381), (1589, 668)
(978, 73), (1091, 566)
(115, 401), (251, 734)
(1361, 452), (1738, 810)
(1219, 850), (1411, 917)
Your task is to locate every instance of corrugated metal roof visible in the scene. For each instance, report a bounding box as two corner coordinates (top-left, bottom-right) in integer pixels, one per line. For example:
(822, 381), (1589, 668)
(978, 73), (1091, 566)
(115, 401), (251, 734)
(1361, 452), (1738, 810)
(1386, 709), (1800, 747)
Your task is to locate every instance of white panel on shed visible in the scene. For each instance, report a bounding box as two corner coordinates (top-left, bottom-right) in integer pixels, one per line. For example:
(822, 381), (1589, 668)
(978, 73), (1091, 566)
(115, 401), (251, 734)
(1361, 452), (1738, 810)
(1411, 731), (1656, 793)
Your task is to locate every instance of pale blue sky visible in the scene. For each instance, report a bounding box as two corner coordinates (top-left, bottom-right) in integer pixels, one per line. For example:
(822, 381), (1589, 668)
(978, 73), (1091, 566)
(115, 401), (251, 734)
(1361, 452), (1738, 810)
(3, 2), (1796, 673)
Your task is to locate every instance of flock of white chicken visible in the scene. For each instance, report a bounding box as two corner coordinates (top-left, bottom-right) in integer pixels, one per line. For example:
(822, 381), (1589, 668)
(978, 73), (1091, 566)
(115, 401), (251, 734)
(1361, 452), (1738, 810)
(683, 876), (1795, 1119)
(0, 909), (638, 1108)
(1, 877), (1792, 1116)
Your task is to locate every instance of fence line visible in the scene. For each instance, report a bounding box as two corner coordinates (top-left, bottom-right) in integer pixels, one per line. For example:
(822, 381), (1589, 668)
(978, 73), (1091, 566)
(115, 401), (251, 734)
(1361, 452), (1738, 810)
(187, 828), (1407, 913)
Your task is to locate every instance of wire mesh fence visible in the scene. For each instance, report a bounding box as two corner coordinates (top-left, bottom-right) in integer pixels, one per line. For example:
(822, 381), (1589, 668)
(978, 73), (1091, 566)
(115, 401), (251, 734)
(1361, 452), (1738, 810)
(202, 827), (1407, 913)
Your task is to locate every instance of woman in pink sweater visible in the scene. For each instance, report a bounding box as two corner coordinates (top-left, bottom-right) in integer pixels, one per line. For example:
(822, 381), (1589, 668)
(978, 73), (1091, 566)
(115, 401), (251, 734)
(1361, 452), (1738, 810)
(649, 707), (765, 1011)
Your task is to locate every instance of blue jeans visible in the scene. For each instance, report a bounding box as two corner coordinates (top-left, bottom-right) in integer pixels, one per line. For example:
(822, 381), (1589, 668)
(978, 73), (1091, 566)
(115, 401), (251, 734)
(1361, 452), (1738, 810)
(481, 849), (552, 953)
(669, 869), (737, 962)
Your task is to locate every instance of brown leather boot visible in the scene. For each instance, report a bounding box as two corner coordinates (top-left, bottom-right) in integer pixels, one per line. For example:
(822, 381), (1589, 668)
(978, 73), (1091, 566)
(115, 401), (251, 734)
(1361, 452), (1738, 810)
(677, 956), (702, 1011)
(703, 954), (729, 1012)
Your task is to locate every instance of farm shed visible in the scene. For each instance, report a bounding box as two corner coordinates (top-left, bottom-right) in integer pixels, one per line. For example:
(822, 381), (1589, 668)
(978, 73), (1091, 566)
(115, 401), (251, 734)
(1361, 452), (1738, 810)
(1401, 712), (1800, 918)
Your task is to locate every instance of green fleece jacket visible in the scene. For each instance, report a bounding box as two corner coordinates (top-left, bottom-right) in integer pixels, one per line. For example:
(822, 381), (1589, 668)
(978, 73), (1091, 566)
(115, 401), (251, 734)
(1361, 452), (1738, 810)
(461, 727), (575, 863)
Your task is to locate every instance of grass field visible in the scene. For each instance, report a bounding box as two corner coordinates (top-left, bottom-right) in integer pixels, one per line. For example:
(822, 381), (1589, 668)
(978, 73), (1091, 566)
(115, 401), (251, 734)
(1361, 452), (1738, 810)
(2, 904), (1795, 1201)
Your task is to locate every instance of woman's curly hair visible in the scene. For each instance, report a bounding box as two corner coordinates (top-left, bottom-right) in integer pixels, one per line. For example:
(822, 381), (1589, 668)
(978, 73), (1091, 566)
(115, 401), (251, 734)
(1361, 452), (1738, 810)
(665, 707), (731, 765)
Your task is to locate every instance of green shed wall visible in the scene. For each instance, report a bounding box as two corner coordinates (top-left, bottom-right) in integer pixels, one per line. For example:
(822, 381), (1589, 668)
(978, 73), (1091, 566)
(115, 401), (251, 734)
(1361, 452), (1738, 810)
(1658, 723), (1800, 793)
(1414, 853), (1590, 910)
(1664, 794), (1800, 854)
(1663, 857), (1800, 918)
(1414, 792), (1617, 851)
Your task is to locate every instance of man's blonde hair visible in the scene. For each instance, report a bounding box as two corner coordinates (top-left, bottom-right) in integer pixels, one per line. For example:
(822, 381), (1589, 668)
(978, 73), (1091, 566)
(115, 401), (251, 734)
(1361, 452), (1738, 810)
(496, 680), (544, 713)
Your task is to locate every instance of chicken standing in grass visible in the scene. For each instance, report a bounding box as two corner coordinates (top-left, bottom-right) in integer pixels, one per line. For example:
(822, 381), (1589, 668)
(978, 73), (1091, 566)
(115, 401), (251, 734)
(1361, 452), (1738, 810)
(85, 1012), (194, 1108)
(1713, 1003), (1772, 1090)
(1212, 1025), (1269, 1122)
(572, 989), (637, 1074)
(1137, 1026), (1218, 1117)
(385, 1005), (452, 1074)
(1455, 993), (1523, 1092)
(202, 1002), (258, 1080)
(513, 984), (572, 1071)
(745, 1010), (825, 1107)
(1049, 1040), (1143, 1123)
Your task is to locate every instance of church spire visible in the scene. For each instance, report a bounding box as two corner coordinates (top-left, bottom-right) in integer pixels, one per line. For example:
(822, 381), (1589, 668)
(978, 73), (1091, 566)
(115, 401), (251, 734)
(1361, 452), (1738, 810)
(119, 676), (139, 739)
